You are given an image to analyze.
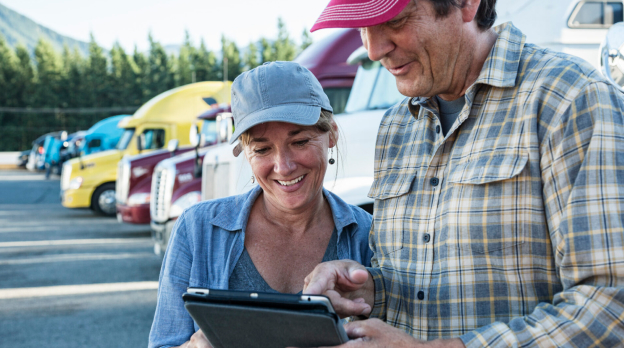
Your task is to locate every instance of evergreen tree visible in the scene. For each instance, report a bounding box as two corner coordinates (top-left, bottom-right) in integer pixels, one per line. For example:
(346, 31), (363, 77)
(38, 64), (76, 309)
(14, 45), (35, 107)
(300, 28), (313, 53)
(147, 34), (173, 98)
(133, 47), (150, 103)
(221, 35), (242, 81)
(59, 45), (85, 108)
(110, 43), (139, 106)
(243, 42), (259, 71)
(274, 18), (296, 61)
(177, 31), (195, 86)
(84, 34), (109, 107)
(33, 38), (62, 107)
(259, 37), (274, 63)
(0, 35), (17, 107)
(193, 39), (218, 82)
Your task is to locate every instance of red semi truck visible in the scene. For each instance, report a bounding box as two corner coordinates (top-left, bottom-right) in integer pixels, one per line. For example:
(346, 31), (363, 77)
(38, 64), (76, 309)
(115, 104), (228, 224)
(149, 28), (363, 255)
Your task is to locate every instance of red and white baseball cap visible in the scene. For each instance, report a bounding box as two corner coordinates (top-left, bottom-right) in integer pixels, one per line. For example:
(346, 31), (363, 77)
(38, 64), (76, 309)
(311, 0), (411, 32)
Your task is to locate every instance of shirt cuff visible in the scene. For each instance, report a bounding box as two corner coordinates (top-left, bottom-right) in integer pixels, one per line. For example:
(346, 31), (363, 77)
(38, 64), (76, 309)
(366, 266), (386, 320)
(460, 322), (516, 348)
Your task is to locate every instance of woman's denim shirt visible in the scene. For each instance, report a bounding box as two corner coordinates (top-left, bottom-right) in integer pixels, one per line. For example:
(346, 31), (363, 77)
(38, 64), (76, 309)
(149, 185), (374, 348)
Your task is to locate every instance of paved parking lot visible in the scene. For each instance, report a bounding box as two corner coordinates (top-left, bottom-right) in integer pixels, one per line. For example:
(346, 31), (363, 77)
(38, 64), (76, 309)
(0, 170), (162, 348)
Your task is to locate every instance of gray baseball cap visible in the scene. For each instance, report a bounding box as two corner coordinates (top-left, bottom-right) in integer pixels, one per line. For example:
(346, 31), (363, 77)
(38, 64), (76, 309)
(230, 61), (333, 155)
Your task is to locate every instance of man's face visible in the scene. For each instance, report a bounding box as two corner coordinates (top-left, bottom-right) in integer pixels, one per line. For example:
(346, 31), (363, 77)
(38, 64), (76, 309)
(360, 0), (465, 98)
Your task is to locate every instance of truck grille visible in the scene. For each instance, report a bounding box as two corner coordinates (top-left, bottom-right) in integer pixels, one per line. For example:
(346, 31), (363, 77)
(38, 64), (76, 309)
(151, 165), (174, 222)
(115, 160), (130, 205)
(201, 162), (230, 201)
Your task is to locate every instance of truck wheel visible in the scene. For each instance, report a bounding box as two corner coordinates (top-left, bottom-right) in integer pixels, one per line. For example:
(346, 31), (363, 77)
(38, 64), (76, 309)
(92, 183), (116, 217)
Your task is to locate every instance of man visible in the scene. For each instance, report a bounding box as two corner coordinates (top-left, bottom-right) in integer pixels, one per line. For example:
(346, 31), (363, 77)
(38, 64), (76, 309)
(304, 0), (624, 347)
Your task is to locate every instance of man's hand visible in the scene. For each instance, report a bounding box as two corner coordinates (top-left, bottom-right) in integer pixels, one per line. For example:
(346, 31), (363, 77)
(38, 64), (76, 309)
(176, 329), (213, 348)
(303, 260), (374, 318)
(323, 319), (466, 348)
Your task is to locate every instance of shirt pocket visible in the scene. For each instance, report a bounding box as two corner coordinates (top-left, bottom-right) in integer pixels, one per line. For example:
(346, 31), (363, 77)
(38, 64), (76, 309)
(446, 152), (529, 254)
(368, 172), (416, 255)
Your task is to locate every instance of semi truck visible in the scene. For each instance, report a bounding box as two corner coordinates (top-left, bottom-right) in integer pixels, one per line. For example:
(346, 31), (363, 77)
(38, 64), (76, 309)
(60, 82), (231, 216)
(115, 104), (229, 225)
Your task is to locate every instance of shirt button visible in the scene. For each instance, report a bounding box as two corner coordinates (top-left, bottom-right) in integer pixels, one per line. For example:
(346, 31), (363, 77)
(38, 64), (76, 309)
(430, 177), (439, 186)
(436, 125), (440, 134)
(417, 291), (425, 300)
(423, 233), (431, 243)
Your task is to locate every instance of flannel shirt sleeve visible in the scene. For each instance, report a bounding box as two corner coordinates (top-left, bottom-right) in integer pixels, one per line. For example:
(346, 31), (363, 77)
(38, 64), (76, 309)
(148, 214), (196, 348)
(461, 81), (624, 347)
(366, 219), (388, 320)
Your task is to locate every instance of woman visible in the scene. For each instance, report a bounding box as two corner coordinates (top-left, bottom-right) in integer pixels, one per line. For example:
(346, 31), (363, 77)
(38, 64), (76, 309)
(148, 61), (373, 348)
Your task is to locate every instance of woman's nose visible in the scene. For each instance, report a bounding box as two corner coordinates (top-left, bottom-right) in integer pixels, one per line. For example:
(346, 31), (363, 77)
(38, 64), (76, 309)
(274, 151), (296, 175)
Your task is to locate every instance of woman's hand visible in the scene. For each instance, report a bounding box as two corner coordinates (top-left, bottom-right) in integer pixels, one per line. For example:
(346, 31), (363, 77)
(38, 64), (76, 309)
(175, 329), (213, 348)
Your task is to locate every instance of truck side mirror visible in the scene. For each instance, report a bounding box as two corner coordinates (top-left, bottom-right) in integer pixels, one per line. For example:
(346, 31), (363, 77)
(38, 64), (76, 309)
(601, 22), (624, 93)
(189, 124), (200, 148)
(216, 113), (234, 143)
(137, 134), (144, 152)
(167, 139), (179, 157)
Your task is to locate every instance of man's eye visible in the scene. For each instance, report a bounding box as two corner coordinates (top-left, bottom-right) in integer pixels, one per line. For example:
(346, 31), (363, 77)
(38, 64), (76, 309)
(387, 17), (407, 28)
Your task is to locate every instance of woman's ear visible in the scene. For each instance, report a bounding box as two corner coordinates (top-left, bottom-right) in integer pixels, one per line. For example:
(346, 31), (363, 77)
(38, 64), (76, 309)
(329, 120), (339, 148)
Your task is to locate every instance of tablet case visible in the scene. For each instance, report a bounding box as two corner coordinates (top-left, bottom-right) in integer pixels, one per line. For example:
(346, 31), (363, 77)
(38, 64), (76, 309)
(185, 301), (348, 348)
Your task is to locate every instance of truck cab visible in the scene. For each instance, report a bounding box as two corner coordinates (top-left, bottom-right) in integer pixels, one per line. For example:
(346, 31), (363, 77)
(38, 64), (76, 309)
(60, 81), (231, 216)
(115, 104), (228, 225)
(79, 114), (129, 156)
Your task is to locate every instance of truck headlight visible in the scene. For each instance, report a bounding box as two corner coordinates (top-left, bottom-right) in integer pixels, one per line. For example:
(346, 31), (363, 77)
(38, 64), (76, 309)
(69, 177), (83, 190)
(128, 193), (151, 206)
(170, 191), (201, 218)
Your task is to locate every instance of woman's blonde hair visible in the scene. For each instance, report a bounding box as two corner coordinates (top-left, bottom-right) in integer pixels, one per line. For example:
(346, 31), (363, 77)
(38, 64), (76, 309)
(239, 109), (337, 149)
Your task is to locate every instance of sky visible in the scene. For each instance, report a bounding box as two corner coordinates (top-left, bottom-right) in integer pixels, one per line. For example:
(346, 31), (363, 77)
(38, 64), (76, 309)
(1, 0), (342, 52)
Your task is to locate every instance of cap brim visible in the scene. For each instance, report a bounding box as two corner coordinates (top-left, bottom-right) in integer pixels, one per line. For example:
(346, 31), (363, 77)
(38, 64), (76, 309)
(229, 103), (322, 145)
(311, 0), (410, 32)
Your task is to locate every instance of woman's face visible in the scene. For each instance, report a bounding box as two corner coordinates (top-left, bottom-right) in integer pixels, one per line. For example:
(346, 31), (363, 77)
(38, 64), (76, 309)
(244, 121), (335, 213)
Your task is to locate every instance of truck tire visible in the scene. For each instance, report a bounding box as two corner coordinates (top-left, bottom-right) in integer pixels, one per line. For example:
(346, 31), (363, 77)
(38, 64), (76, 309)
(92, 183), (116, 217)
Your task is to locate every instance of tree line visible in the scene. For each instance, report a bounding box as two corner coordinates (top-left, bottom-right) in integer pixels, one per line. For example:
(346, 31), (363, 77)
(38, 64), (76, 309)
(0, 18), (312, 151)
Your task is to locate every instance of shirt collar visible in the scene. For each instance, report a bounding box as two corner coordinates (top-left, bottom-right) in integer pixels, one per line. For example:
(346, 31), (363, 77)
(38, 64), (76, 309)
(408, 22), (526, 118)
(209, 185), (359, 236)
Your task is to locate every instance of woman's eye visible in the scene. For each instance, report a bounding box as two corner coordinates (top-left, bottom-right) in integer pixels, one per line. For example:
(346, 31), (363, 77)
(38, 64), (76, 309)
(294, 140), (309, 147)
(254, 147), (269, 154)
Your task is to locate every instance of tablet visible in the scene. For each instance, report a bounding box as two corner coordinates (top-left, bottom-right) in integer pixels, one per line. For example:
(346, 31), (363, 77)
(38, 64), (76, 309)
(183, 288), (348, 348)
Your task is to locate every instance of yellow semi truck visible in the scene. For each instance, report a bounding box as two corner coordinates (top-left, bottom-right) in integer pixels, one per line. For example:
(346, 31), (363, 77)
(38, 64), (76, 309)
(60, 81), (231, 216)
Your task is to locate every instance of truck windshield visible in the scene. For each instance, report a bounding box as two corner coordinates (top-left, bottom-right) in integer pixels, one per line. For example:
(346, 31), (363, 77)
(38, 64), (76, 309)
(344, 60), (405, 114)
(116, 129), (135, 150)
(201, 120), (218, 144)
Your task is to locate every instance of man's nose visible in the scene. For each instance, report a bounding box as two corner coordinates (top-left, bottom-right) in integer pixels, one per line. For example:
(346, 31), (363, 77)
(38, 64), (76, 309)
(361, 26), (394, 62)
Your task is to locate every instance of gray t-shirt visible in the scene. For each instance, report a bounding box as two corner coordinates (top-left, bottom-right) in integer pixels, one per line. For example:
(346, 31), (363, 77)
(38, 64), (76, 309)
(228, 228), (339, 294)
(435, 95), (465, 136)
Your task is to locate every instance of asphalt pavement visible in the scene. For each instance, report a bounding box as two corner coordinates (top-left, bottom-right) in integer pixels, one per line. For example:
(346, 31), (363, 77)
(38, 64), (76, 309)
(0, 169), (162, 348)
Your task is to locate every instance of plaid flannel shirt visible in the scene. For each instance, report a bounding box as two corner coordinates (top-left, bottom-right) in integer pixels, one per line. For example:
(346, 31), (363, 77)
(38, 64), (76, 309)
(366, 22), (624, 347)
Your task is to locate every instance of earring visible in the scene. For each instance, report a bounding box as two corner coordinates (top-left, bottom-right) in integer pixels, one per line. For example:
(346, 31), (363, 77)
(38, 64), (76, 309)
(251, 175), (255, 184)
(329, 148), (335, 165)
